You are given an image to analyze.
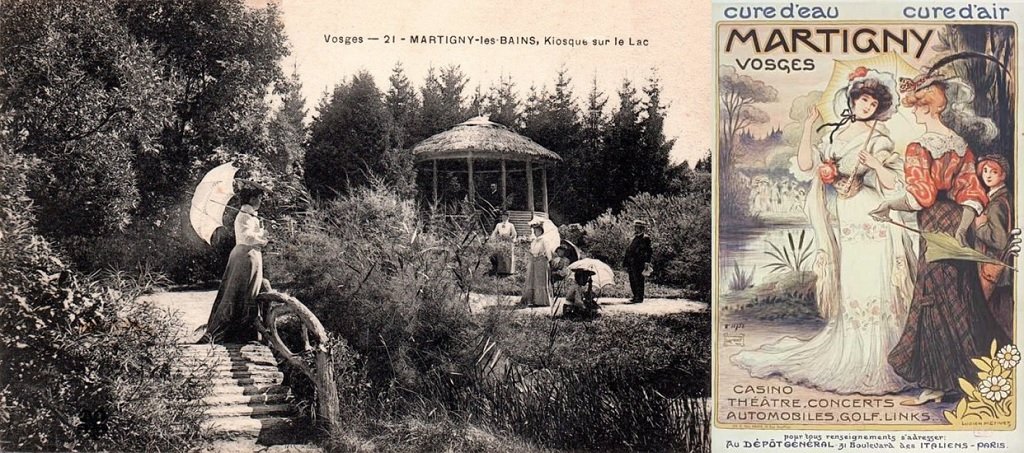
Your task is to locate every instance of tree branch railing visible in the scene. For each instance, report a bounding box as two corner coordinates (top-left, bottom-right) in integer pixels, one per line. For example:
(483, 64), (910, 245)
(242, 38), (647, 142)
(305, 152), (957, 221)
(254, 282), (340, 432)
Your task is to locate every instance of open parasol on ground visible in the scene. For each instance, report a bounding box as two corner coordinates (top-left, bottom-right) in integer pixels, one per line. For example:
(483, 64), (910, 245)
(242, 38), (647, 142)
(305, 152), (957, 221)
(567, 258), (615, 288)
(189, 162), (238, 245)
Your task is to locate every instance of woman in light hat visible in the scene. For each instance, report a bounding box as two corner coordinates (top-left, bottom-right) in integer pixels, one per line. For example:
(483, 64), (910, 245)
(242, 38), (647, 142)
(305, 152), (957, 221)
(732, 66), (917, 396)
(520, 217), (558, 307)
(871, 65), (1009, 405)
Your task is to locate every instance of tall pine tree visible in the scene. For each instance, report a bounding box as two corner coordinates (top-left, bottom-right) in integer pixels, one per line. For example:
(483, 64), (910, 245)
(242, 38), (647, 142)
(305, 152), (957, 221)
(268, 64), (307, 176)
(483, 75), (522, 129)
(637, 71), (673, 195)
(416, 65), (469, 140)
(384, 62), (419, 149)
(304, 71), (391, 198)
(600, 78), (644, 212)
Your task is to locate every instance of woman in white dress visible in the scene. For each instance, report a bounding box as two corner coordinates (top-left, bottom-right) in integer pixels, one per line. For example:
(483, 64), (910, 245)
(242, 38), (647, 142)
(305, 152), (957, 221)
(731, 67), (918, 395)
(489, 211), (518, 275)
(520, 218), (560, 307)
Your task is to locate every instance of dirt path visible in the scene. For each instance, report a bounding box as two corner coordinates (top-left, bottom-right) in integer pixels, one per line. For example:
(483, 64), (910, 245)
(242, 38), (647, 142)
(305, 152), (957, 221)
(141, 290), (219, 344)
(469, 292), (707, 316)
(140, 290), (708, 344)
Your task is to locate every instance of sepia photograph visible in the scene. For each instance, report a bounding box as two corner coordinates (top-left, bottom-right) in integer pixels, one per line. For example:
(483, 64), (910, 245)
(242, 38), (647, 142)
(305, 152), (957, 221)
(0, 0), (714, 451)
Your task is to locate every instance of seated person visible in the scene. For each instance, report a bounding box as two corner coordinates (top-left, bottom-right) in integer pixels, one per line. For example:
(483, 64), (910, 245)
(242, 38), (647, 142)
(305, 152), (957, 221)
(562, 269), (600, 319)
(549, 245), (571, 284)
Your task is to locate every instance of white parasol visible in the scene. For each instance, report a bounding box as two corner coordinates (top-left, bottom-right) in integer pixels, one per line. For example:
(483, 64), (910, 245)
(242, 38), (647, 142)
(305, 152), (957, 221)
(190, 163), (237, 245)
(530, 217), (561, 259)
(566, 258), (615, 288)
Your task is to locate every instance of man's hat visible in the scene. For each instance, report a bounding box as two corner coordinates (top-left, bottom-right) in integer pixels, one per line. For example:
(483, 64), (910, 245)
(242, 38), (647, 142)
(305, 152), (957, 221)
(633, 219), (648, 227)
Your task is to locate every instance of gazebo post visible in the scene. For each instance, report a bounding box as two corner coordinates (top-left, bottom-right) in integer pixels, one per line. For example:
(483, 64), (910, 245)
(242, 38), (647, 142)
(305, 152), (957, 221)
(467, 156), (475, 205)
(432, 160), (438, 204)
(526, 160), (535, 212)
(500, 159), (507, 209)
(541, 166), (549, 213)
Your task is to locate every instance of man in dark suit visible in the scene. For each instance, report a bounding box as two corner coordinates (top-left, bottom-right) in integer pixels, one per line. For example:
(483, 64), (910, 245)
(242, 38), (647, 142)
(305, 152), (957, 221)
(623, 220), (652, 304)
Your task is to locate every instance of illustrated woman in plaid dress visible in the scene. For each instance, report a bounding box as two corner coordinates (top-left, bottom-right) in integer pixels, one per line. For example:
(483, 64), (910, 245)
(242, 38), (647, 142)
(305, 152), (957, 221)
(871, 74), (1010, 406)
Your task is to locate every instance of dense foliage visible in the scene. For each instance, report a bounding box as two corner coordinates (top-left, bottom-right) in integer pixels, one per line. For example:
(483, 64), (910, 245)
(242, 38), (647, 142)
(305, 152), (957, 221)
(0, 0), (295, 280)
(305, 64), (684, 226)
(584, 174), (713, 300)
(0, 148), (209, 451)
(265, 186), (480, 398)
(265, 186), (711, 451)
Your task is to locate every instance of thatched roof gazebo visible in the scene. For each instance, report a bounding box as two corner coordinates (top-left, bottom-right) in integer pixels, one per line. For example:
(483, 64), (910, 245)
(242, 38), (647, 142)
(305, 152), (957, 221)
(411, 116), (561, 232)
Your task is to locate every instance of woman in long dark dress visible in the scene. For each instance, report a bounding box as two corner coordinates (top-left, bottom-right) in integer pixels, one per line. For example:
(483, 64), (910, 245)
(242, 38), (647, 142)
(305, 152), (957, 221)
(871, 75), (1009, 405)
(200, 187), (269, 343)
(520, 219), (557, 307)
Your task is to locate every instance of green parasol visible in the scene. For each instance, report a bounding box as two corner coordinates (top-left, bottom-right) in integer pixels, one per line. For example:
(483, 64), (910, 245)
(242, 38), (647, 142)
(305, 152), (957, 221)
(885, 220), (1015, 270)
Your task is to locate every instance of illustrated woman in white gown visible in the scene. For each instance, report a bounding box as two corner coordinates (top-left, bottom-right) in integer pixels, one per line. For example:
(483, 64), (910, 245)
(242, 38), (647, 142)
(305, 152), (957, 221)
(731, 67), (918, 395)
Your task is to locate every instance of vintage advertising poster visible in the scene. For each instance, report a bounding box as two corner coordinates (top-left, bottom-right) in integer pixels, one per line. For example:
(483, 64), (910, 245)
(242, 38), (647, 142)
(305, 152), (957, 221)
(714, 1), (1024, 452)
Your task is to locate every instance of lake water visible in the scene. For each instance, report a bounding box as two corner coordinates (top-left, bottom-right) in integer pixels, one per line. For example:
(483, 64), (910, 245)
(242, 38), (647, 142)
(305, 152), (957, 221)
(718, 216), (812, 292)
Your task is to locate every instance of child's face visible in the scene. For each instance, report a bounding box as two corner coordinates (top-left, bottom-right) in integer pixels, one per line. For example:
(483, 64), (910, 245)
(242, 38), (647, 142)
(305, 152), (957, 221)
(981, 164), (1006, 188)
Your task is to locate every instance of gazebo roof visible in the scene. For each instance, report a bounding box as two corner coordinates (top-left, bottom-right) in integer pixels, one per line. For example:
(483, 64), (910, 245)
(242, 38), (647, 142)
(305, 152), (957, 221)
(411, 116), (562, 163)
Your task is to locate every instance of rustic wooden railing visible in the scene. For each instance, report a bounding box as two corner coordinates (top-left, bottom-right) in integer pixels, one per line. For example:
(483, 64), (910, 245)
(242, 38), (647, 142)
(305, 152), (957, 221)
(254, 282), (340, 433)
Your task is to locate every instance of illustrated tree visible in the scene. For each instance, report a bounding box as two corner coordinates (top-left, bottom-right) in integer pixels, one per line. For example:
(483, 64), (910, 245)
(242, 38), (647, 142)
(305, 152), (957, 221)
(305, 71), (393, 198)
(718, 65), (778, 161)
(935, 24), (1015, 182)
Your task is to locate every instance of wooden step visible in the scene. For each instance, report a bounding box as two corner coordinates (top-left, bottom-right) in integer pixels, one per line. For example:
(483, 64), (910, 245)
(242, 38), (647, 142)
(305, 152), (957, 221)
(173, 363), (282, 374)
(202, 415), (297, 438)
(206, 403), (294, 418)
(209, 383), (291, 397)
(211, 375), (284, 387)
(202, 392), (291, 407)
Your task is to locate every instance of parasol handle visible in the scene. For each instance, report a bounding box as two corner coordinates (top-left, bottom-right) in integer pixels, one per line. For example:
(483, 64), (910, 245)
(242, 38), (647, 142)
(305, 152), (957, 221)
(848, 120), (878, 177)
(882, 219), (923, 235)
(193, 199), (273, 222)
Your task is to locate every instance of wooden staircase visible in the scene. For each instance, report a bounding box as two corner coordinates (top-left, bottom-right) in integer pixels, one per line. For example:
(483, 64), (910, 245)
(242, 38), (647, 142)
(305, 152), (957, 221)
(507, 210), (547, 237)
(175, 343), (314, 450)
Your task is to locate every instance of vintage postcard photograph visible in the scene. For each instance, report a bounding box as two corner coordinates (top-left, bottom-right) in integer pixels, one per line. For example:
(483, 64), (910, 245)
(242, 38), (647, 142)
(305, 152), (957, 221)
(0, 0), (714, 451)
(714, 1), (1024, 451)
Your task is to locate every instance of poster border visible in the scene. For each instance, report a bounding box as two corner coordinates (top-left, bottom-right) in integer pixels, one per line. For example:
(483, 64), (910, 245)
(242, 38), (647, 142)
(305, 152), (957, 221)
(711, 18), (1020, 432)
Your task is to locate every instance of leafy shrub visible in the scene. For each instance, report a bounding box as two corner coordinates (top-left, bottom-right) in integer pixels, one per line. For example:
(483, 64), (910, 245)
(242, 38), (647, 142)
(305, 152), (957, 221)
(431, 312), (712, 451)
(583, 190), (712, 300)
(265, 184), (479, 412)
(0, 150), (210, 451)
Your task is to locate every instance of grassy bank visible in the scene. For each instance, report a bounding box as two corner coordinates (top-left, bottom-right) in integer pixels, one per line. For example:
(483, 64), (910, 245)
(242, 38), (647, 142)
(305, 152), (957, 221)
(720, 270), (819, 322)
